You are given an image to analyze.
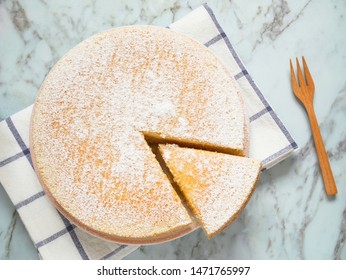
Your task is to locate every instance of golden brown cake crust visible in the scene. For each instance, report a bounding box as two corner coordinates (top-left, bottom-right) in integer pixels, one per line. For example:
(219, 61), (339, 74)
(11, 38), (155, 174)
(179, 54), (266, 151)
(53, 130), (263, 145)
(30, 25), (248, 244)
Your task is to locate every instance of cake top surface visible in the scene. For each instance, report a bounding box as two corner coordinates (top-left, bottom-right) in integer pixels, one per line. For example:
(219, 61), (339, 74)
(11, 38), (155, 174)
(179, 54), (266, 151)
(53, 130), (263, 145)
(30, 25), (248, 243)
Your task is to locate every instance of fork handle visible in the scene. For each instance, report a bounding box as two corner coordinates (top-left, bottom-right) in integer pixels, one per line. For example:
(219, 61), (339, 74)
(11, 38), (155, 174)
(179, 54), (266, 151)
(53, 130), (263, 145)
(306, 104), (337, 196)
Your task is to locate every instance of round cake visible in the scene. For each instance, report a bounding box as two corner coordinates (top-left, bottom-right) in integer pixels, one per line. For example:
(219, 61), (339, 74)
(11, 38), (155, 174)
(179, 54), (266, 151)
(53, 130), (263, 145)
(30, 25), (249, 244)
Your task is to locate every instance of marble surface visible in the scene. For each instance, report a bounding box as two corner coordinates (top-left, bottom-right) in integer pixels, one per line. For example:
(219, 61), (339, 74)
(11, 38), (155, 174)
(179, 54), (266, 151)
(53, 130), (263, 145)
(0, 0), (345, 260)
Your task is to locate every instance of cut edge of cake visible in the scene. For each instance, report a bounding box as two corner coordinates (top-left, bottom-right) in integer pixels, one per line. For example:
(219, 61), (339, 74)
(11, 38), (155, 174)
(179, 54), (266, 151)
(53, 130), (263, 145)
(142, 131), (247, 156)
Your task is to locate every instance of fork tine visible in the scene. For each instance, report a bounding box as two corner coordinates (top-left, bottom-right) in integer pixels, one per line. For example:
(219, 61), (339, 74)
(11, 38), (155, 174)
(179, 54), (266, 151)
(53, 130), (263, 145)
(290, 59), (299, 93)
(302, 56), (315, 93)
(296, 57), (306, 89)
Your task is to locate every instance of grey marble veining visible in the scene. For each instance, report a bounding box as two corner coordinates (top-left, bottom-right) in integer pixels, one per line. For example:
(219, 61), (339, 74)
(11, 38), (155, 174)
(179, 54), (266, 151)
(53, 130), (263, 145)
(0, 0), (345, 259)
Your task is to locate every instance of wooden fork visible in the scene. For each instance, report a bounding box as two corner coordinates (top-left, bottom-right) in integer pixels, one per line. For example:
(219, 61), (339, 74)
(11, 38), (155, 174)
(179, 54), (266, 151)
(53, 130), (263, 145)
(290, 56), (337, 196)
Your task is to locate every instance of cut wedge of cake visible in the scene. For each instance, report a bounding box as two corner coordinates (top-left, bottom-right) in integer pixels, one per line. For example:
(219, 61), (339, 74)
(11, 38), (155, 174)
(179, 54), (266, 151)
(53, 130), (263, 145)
(159, 144), (262, 239)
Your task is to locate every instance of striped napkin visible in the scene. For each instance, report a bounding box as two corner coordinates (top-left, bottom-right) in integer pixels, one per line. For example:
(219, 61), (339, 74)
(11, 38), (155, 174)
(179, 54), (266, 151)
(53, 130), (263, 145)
(0, 4), (297, 260)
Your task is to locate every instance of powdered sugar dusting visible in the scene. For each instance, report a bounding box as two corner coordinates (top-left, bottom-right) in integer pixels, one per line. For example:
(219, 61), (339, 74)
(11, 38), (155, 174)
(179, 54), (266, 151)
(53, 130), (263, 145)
(31, 26), (247, 241)
(160, 144), (261, 237)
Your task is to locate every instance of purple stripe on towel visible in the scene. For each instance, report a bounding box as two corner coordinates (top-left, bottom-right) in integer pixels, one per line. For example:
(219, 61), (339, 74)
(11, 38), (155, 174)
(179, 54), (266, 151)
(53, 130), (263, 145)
(249, 106), (272, 122)
(234, 69), (249, 80)
(35, 225), (75, 249)
(202, 3), (297, 150)
(58, 212), (89, 260)
(204, 32), (226, 47)
(100, 245), (128, 260)
(14, 191), (45, 209)
(244, 75), (297, 148)
(5, 118), (34, 168)
(262, 144), (295, 167)
(0, 148), (30, 167)
(203, 3), (246, 72)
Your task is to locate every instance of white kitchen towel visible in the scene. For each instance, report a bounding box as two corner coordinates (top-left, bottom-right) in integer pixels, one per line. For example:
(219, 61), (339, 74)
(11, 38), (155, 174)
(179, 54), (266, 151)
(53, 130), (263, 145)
(0, 4), (297, 260)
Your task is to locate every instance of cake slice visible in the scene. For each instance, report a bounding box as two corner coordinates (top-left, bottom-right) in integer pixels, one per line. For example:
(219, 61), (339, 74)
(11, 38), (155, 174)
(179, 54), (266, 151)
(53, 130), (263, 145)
(159, 144), (262, 238)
